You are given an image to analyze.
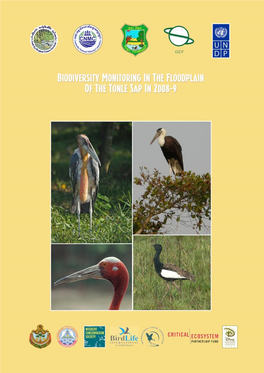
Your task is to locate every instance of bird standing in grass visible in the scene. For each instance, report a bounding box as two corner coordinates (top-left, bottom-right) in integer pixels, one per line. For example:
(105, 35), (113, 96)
(150, 128), (184, 178)
(54, 256), (129, 310)
(69, 134), (101, 233)
(152, 244), (195, 302)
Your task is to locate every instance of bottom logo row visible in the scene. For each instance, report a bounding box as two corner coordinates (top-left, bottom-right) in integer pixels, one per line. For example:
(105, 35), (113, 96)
(29, 324), (164, 349)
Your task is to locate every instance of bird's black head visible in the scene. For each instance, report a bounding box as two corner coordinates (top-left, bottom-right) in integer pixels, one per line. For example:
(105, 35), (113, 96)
(152, 244), (162, 254)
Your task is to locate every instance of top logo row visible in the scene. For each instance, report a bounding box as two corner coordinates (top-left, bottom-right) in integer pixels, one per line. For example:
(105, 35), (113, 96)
(30, 23), (230, 58)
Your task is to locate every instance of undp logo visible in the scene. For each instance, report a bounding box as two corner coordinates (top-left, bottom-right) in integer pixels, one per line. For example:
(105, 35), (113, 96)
(212, 24), (230, 58)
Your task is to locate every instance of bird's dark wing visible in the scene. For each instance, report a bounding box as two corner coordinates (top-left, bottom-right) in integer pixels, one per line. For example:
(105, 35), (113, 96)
(69, 152), (79, 213)
(91, 157), (100, 188)
(163, 263), (195, 282)
(163, 136), (184, 171)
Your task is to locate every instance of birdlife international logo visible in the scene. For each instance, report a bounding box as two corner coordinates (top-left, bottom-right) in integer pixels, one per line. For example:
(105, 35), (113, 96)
(30, 25), (58, 53)
(109, 326), (139, 346)
(141, 327), (164, 347)
(222, 326), (238, 348)
(29, 324), (51, 349)
(57, 326), (78, 347)
(164, 25), (194, 47)
(73, 25), (103, 54)
(121, 24), (148, 55)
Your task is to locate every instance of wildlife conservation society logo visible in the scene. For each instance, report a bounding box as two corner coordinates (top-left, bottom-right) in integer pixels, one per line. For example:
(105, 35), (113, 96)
(164, 25), (194, 47)
(141, 327), (164, 347)
(57, 326), (78, 347)
(29, 324), (51, 349)
(121, 24), (148, 55)
(84, 326), (105, 348)
(30, 25), (58, 53)
(222, 326), (238, 348)
(73, 25), (102, 54)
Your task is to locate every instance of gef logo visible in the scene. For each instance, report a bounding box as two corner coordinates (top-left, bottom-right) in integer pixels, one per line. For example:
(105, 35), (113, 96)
(212, 24), (230, 58)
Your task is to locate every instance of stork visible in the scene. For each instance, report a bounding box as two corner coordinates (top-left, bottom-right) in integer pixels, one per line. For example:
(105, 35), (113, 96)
(69, 134), (101, 233)
(152, 244), (195, 302)
(54, 257), (129, 310)
(150, 128), (184, 177)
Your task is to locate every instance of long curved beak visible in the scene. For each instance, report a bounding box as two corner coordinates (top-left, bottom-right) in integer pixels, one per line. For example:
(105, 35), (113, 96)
(54, 263), (103, 287)
(82, 141), (101, 166)
(150, 132), (160, 145)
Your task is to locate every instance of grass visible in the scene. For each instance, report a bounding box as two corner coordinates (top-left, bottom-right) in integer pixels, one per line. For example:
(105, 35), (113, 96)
(51, 122), (132, 243)
(133, 235), (211, 310)
(51, 192), (132, 243)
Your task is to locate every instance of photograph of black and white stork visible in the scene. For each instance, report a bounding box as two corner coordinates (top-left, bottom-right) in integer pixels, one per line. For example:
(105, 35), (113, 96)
(133, 121), (211, 235)
(150, 128), (184, 177)
(52, 244), (132, 310)
(69, 134), (101, 233)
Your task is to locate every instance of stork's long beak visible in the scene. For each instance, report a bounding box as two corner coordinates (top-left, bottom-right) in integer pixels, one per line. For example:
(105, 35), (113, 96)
(54, 263), (103, 287)
(150, 132), (160, 145)
(82, 141), (101, 166)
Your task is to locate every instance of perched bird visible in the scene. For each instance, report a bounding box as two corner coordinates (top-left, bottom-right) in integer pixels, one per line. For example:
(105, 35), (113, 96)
(152, 244), (195, 301)
(69, 134), (101, 232)
(150, 128), (184, 177)
(54, 256), (129, 310)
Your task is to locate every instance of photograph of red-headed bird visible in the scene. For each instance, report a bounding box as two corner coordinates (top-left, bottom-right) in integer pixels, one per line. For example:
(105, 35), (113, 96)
(52, 244), (132, 310)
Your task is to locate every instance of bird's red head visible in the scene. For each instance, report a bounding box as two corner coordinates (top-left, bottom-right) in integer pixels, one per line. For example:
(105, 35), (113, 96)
(98, 257), (129, 310)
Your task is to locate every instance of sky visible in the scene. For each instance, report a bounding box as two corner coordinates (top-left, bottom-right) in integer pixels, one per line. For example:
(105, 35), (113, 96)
(132, 121), (211, 234)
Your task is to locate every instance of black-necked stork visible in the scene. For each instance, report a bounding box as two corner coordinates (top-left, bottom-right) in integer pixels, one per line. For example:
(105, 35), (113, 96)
(152, 244), (195, 301)
(150, 128), (184, 177)
(69, 134), (101, 233)
(54, 257), (129, 310)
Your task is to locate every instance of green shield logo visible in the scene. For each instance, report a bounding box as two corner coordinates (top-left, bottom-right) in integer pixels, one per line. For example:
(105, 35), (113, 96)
(121, 24), (148, 55)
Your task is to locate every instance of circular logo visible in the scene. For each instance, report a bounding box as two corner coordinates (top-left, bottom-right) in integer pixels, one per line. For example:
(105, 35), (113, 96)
(30, 25), (58, 53)
(57, 326), (78, 347)
(215, 27), (228, 38)
(73, 25), (103, 54)
(164, 26), (194, 47)
(141, 327), (164, 347)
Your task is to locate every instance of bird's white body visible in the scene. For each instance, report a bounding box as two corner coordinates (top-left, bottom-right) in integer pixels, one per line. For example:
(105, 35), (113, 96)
(160, 268), (187, 280)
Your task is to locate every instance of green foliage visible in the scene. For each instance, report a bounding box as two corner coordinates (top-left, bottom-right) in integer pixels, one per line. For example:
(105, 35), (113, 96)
(51, 122), (132, 243)
(133, 168), (211, 234)
(133, 236), (211, 310)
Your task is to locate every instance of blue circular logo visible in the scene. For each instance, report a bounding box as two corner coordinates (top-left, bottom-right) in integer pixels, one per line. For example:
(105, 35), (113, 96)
(73, 25), (102, 54)
(215, 27), (228, 38)
(57, 326), (78, 347)
(30, 25), (58, 53)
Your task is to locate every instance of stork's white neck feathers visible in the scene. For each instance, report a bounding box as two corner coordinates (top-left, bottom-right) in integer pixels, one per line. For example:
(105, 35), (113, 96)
(158, 128), (166, 147)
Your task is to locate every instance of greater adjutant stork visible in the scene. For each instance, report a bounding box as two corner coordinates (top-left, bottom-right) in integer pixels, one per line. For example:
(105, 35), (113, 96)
(54, 257), (129, 310)
(69, 134), (101, 232)
(150, 128), (184, 177)
(152, 244), (195, 301)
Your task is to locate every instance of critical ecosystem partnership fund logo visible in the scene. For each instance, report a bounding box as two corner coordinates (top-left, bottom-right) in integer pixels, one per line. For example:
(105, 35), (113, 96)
(213, 24), (230, 58)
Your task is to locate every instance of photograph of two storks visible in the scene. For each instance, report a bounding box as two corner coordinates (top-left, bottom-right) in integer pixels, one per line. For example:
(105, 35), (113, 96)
(51, 121), (211, 311)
